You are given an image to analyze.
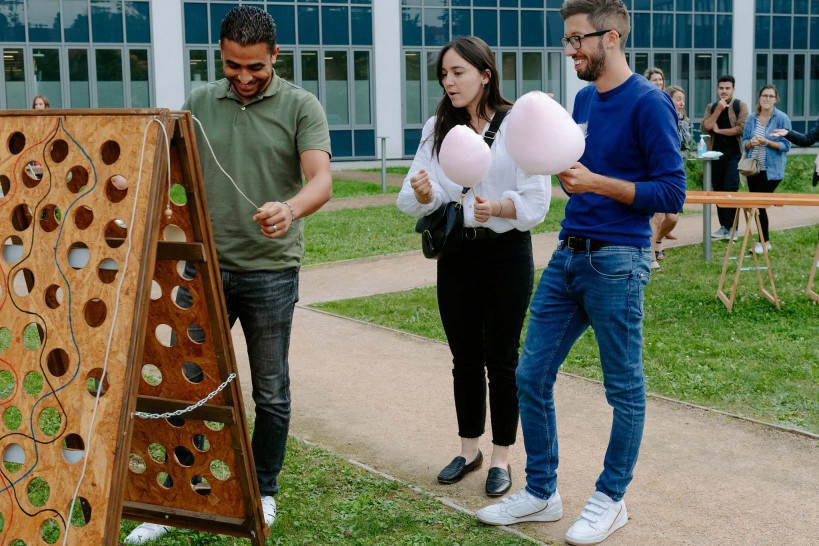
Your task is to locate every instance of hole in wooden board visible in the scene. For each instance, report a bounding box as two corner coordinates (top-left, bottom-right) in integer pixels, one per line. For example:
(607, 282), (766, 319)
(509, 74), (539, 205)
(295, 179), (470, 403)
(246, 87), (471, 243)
(23, 371), (43, 396)
(100, 140), (120, 165)
(23, 160), (43, 187)
(104, 219), (127, 248)
(141, 364), (162, 386)
(2, 235), (23, 264)
(50, 139), (69, 163)
(174, 445), (194, 467)
(150, 280), (162, 300)
(38, 407), (61, 437)
(85, 368), (109, 397)
(39, 204), (61, 232)
(3, 406), (21, 430)
(8, 132), (26, 155)
(83, 298), (107, 327)
(13, 269), (33, 297)
(0, 328), (11, 353)
(210, 459), (231, 481)
(98, 258), (119, 283)
(45, 284), (64, 309)
(11, 204), (33, 231)
(171, 285), (192, 309)
(182, 361), (204, 384)
(22, 322), (44, 351)
(128, 453), (146, 474)
(155, 324), (176, 347)
(163, 224), (186, 242)
(0, 370), (14, 400)
(68, 497), (92, 527)
(105, 175), (127, 203)
(192, 433), (210, 452)
(74, 205), (93, 230)
(191, 475), (211, 496)
(61, 433), (85, 463)
(156, 472), (173, 489)
(41, 517), (61, 544)
(66, 165), (89, 193)
(0, 174), (10, 197)
(47, 348), (69, 376)
(27, 476), (50, 507)
(68, 242), (90, 269)
(148, 442), (167, 464)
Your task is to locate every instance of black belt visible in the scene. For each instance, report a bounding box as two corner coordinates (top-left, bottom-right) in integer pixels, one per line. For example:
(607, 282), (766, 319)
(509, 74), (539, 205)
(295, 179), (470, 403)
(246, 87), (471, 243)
(562, 236), (614, 252)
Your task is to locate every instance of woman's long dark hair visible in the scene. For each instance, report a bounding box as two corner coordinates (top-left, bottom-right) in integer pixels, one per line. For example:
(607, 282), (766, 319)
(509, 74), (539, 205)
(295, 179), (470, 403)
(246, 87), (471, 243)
(432, 36), (512, 157)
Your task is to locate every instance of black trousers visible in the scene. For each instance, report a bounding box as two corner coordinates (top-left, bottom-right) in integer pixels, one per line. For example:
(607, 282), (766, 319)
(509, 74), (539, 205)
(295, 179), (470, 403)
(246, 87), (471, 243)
(747, 170), (781, 241)
(436, 230), (533, 446)
(712, 152), (741, 229)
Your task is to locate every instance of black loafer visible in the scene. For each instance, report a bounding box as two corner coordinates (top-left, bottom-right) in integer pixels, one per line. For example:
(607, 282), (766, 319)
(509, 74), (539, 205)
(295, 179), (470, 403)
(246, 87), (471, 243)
(485, 465), (512, 497)
(437, 450), (483, 484)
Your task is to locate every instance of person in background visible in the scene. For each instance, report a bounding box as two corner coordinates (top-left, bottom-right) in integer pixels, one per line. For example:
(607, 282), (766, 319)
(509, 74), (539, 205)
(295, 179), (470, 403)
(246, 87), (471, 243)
(477, 1), (685, 544)
(398, 36), (549, 499)
(741, 84), (791, 254)
(32, 95), (49, 109)
(701, 75), (749, 240)
(643, 67), (677, 268)
(124, 5), (332, 544)
(771, 117), (819, 187)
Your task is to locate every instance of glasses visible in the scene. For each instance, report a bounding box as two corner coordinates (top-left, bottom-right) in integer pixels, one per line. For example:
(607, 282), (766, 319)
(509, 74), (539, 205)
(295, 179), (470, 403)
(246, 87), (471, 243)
(759, 94), (777, 99)
(560, 30), (617, 50)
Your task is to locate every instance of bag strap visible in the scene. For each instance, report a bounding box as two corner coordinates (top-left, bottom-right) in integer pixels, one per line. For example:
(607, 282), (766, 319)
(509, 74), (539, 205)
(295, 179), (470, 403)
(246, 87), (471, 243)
(483, 109), (508, 147)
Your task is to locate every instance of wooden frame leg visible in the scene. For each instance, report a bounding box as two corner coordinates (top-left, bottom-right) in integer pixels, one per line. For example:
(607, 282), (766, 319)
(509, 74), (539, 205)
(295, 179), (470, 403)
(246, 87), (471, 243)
(750, 208), (780, 309)
(717, 207), (747, 311)
(807, 238), (819, 303)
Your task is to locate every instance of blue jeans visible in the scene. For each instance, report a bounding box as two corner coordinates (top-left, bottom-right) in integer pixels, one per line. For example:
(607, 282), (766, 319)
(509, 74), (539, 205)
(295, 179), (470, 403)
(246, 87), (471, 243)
(181, 266), (298, 497)
(516, 242), (651, 502)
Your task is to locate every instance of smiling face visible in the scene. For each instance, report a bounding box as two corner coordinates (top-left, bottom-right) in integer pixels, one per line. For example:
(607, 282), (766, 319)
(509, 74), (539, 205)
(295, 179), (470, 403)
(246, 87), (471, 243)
(220, 38), (279, 103)
(563, 15), (609, 83)
(649, 72), (664, 89)
(440, 49), (489, 115)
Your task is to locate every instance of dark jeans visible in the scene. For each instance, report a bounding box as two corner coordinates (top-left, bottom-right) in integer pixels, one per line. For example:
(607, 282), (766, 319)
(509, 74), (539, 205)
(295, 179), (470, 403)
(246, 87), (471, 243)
(436, 230), (533, 446)
(712, 153), (741, 229)
(747, 171), (781, 241)
(180, 265), (298, 497)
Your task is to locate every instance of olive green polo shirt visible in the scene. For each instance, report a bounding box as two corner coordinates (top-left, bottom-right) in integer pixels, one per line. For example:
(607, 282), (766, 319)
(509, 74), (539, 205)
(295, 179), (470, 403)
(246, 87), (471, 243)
(183, 73), (331, 272)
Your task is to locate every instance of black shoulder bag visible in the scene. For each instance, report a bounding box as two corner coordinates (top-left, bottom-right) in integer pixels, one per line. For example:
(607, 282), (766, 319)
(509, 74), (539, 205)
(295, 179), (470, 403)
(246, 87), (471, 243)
(415, 110), (507, 260)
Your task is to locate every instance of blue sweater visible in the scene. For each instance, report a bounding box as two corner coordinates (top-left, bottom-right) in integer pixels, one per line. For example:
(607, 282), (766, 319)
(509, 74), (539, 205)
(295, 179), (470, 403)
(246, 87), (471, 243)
(741, 108), (792, 181)
(560, 74), (687, 247)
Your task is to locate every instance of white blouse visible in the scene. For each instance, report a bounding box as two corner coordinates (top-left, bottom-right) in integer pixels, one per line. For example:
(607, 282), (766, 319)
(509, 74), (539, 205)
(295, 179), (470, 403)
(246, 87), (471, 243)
(397, 115), (550, 233)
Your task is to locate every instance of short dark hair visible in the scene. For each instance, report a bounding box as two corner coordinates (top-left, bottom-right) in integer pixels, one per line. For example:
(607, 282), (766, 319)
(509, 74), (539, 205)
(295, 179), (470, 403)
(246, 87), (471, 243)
(560, 0), (630, 52)
(717, 75), (735, 87)
(220, 5), (277, 52)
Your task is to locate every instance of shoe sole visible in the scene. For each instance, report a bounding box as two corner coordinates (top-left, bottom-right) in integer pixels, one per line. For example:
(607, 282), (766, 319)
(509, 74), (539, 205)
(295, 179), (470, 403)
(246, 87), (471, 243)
(565, 507), (628, 545)
(476, 507), (563, 526)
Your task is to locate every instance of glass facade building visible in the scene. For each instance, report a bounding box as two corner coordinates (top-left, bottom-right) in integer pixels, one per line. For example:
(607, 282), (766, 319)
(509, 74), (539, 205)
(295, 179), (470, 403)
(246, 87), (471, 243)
(1, 1), (818, 158)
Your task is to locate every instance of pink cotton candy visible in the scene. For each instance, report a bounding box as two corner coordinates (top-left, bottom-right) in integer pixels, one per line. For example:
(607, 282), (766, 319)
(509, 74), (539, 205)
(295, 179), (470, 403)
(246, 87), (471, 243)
(438, 125), (491, 188)
(505, 91), (585, 175)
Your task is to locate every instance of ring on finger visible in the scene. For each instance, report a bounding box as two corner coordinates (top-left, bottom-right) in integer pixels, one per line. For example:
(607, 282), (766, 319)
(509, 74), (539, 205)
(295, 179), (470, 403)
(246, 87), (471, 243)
(273, 224), (278, 231)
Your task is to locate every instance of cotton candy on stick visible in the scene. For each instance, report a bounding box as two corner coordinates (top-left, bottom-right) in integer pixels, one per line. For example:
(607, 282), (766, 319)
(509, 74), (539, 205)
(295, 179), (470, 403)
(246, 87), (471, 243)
(438, 125), (491, 187)
(505, 91), (585, 175)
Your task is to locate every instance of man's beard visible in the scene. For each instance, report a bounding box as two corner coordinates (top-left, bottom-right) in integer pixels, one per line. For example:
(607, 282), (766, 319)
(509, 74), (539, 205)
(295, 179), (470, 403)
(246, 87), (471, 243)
(577, 40), (606, 82)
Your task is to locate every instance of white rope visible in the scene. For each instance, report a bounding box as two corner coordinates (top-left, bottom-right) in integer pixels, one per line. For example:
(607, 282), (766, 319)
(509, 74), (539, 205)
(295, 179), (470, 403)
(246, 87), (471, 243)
(63, 116), (170, 545)
(191, 115), (260, 210)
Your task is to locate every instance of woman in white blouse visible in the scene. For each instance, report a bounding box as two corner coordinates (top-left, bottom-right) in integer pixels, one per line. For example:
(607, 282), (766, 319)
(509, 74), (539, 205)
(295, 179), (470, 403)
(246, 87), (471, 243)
(397, 36), (549, 498)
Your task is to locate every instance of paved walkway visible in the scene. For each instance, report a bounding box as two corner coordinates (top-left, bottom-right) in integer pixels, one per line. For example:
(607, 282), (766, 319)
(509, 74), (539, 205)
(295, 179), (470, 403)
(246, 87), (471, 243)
(232, 195), (819, 545)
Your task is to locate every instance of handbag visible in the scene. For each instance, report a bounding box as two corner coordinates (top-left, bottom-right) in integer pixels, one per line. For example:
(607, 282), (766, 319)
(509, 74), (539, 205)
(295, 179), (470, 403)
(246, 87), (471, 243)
(415, 110), (507, 259)
(737, 155), (759, 177)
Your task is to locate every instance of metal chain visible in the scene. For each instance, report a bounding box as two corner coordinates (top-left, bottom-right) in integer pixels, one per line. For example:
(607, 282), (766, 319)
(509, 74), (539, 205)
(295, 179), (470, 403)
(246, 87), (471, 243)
(134, 373), (237, 419)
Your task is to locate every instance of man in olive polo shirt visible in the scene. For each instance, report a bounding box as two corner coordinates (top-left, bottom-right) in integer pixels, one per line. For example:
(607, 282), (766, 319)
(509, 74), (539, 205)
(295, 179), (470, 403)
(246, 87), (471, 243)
(124, 5), (331, 544)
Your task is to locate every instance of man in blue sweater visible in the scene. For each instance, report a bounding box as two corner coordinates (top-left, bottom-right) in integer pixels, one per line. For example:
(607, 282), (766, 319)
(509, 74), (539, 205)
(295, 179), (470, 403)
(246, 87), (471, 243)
(477, 1), (686, 544)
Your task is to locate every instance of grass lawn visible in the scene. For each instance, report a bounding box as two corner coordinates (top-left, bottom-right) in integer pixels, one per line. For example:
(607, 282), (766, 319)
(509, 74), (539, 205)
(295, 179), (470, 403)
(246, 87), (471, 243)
(332, 178), (400, 199)
(312, 225), (819, 435)
(303, 199), (567, 265)
(119, 438), (532, 545)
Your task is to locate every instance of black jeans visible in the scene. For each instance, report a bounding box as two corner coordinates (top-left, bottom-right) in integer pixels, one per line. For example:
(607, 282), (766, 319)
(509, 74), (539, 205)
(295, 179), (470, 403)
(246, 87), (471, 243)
(436, 230), (533, 446)
(712, 153), (741, 229)
(747, 170), (781, 242)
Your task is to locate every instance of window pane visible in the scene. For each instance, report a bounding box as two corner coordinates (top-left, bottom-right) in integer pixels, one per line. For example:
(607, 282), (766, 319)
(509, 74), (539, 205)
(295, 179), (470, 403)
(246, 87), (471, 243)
(452, 8), (471, 38)
(322, 6), (349, 45)
(402, 8), (422, 46)
(771, 16), (791, 48)
(676, 14), (692, 48)
(68, 49), (90, 107)
(427, 50), (441, 118)
(716, 53), (729, 80)
(275, 51), (294, 82)
(3, 48), (26, 109)
(772, 54), (788, 113)
(793, 16), (808, 48)
(130, 49), (150, 107)
(473, 9), (498, 46)
(677, 52), (690, 102)
(184, 3), (208, 44)
(0, 0), (25, 42)
(404, 128), (422, 156)
(126, 1), (151, 43)
(325, 51), (349, 125)
(29, 0), (62, 42)
(755, 54), (768, 103)
(32, 49), (62, 108)
(354, 129), (375, 156)
(655, 53), (672, 82)
(522, 51), (542, 94)
(351, 7), (372, 45)
(301, 51), (319, 99)
(653, 13), (673, 47)
(267, 5), (295, 44)
(716, 14), (732, 48)
(694, 14), (714, 48)
(810, 55), (819, 116)
(213, 49), (224, 80)
(546, 51), (561, 103)
(694, 53), (712, 119)
(634, 53), (648, 78)
(92, 0), (124, 43)
(354, 51), (371, 124)
(425, 8), (448, 46)
(298, 6), (319, 45)
(633, 13), (650, 47)
(64, 0), (90, 41)
(520, 9), (544, 47)
(502, 52), (517, 99)
(96, 48), (124, 107)
(189, 49), (208, 91)
(330, 130), (352, 157)
(211, 3), (238, 45)
(405, 51), (422, 124)
(793, 54), (805, 117)
(500, 10), (518, 47)
(772, 0), (791, 12)
(545, 10), (562, 47)
(756, 16), (771, 48)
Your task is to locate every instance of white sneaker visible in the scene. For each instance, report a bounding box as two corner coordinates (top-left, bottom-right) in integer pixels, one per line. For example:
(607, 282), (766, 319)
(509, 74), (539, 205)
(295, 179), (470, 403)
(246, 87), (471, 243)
(711, 227), (728, 240)
(123, 522), (170, 544)
(754, 242), (772, 255)
(262, 495), (277, 526)
(565, 491), (628, 545)
(476, 488), (562, 526)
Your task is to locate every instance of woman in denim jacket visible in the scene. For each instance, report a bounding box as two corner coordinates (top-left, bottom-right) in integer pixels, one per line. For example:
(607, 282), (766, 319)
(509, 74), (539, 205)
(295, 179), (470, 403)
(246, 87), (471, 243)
(741, 84), (791, 254)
